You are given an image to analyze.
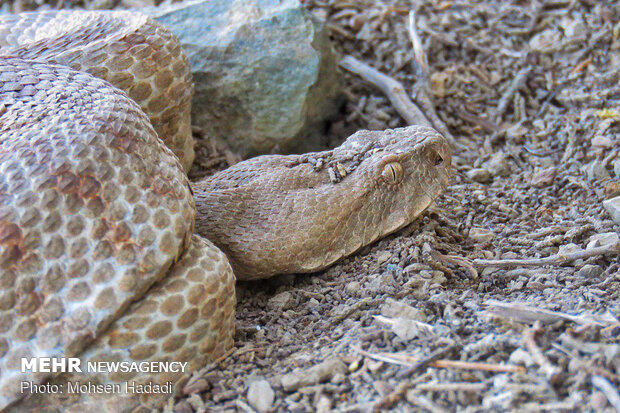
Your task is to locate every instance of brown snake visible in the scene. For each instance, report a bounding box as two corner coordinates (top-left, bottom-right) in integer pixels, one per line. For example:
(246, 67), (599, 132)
(0, 10), (451, 412)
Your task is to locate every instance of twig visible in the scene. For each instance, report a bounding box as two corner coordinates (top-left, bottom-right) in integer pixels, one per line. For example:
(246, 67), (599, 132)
(470, 241), (620, 269)
(407, 10), (457, 147)
(432, 251), (478, 279)
(494, 66), (532, 123)
(414, 381), (489, 392)
(592, 375), (620, 413)
(353, 346), (525, 374)
(522, 322), (561, 384)
(339, 56), (433, 129)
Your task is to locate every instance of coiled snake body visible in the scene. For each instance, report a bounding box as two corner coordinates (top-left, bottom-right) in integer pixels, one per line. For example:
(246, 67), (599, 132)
(0, 10), (451, 412)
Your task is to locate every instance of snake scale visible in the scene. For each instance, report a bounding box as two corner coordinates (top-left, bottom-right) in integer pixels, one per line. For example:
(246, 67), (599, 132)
(0, 10), (451, 412)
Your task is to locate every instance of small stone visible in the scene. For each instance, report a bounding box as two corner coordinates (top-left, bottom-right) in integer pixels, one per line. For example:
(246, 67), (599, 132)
(590, 391), (609, 411)
(344, 281), (361, 295)
(591, 136), (614, 149)
(467, 168), (491, 183)
(560, 17), (586, 38)
(530, 167), (557, 188)
(280, 358), (347, 391)
(247, 379), (275, 413)
(508, 348), (535, 366)
(307, 298), (319, 308)
(558, 243), (582, 255)
(587, 232), (620, 250)
(316, 395), (332, 413)
(587, 160), (610, 181)
(469, 227), (495, 243)
(487, 151), (511, 177)
(576, 264), (604, 278)
(375, 250), (391, 264)
(268, 291), (294, 311)
(602, 196), (620, 225)
(366, 272), (395, 294)
(382, 298), (426, 322)
(529, 29), (561, 51)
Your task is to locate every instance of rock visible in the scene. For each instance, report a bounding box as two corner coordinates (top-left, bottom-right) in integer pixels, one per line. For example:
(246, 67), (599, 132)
(147, 0), (342, 157)
(366, 272), (395, 294)
(487, 151), (511, 177)
(375, 250), (392, 264)
(587, 232), (620, 249)
(558, 243), (582, 255)
(576, 264), (604, 278)
(469, 227), (495, 243)
(529, 29), (561, 51)
(381, 297), (426, 322)
(315, 395), (332, 413)
(280, 358), (347, 391)
(268, 291), (295, 310)
(467, 168), (492, 183)
(602, 196), (620, 225)
(587, 160), (610, 181)
(344, 281), (361, 296)
(591, 136), (614, 149)
(247, 379), (275, 413)
(530, 167), (557, 188)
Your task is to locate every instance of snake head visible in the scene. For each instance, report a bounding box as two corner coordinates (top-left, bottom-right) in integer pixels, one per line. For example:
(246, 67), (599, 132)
(334, 125), (452, 243)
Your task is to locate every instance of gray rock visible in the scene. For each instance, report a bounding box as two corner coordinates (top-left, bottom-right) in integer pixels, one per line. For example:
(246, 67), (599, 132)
(603, 196), (620, 225)
(247, 379), (275, 412)
(469, 227), (495, 243)
(147, 0), (342, 156)
(576, 264), (604, 278)
(467, 168), (492, 183)
(531, 167), (557, 188)
(280, 358), (347, 391)
(268, 291), (295, 310)
(587, 232), (620, 249)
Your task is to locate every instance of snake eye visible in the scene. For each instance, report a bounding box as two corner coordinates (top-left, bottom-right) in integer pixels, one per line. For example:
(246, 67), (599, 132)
(431, 150), (444, 166)
(381, 162), (404, 184)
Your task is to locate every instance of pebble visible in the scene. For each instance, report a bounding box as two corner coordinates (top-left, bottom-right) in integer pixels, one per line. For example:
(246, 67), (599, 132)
(558, 243), (582, 255)
(487, 151), (511, 177)
(366, 272), (395, 294)
(467, 168), (492, 183)
(576, 264), (604, 278)
(602, 195), (620, 225)
(344, 281), (361, 295)
(530, 167), (557, 188)
(316, 395), (332, 413)
(268, 291), (295, 311)
(375, 250), (391, 264)
(587, 232), (620, 249)
(280, 358), (347, 391)
(381, 298), (426, 321)
(591, 136), (614, 149)
(247, 379), (275, 413)
(586, 160), (610, 181)
(469, 227), (495, 243)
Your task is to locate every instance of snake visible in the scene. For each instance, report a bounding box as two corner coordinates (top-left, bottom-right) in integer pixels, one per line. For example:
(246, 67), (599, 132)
(0, 9), (451, 412)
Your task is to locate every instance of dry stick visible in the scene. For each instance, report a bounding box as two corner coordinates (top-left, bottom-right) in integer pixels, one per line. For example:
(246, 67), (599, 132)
(494, 66), (532, 123)
(339, 56), (433, 129)
(523, 322), (561, 384)
(407, 10), (457, 147)
(471, 241), (620, 269)
(354, 347), (525, 374)
(592, 375), (620, 413)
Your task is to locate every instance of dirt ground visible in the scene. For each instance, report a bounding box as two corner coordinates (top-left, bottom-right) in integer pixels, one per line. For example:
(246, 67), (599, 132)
(3, 0), (620, 412)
